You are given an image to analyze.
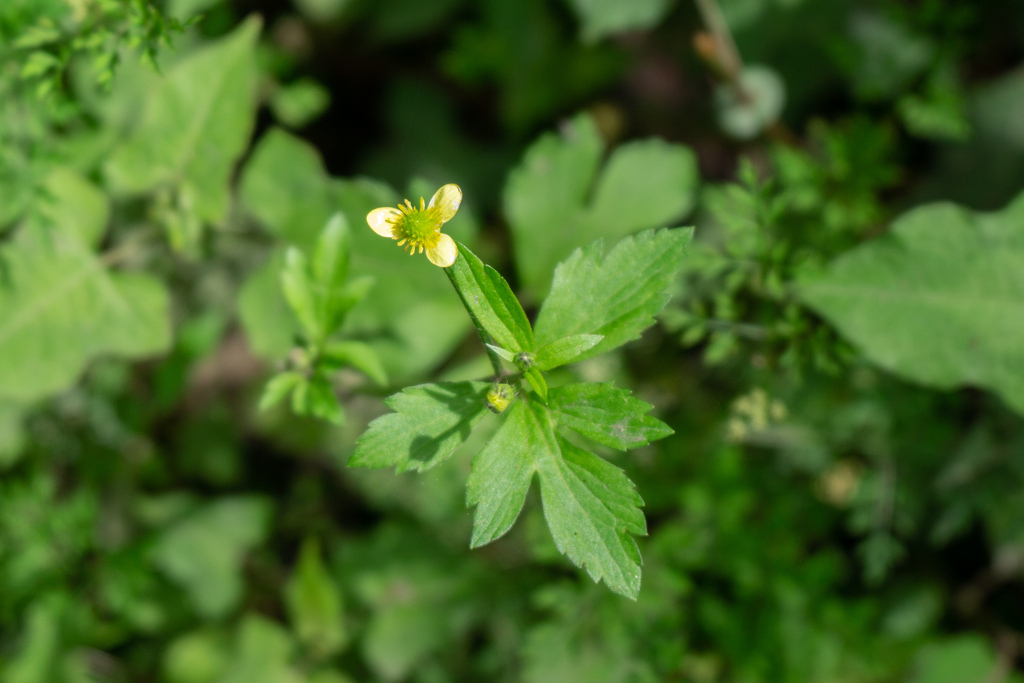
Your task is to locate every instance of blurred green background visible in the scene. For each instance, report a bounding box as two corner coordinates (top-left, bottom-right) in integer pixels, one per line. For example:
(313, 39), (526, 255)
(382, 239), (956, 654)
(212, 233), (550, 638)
(2, 0), (1024, 680)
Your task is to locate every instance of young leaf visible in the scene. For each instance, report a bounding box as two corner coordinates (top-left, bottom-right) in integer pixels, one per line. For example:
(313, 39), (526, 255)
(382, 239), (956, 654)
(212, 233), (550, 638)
(800, 192), (1024, 415)
(105, 17), (261, 225)
(306, 374), (344, 425)
(534, 228), (691, 363)
(523, 367), (548, 401)
(350, 382), (491, 472)
(535, 334), (603, 371)
(548, 382), (673, 450)
(259, 372), (304, 411)
(467, 399), (646, 599)
(281, 247), (321, 342)
(285, 538), (346, 659)
(321, 341), (388, 386)
(447, 245), (535, 353)
(312, 213), (351, 335)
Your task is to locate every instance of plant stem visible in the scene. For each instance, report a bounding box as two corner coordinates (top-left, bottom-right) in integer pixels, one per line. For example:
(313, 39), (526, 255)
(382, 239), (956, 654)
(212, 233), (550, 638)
(693, 0), (743, 80)
(444, 266), (504, 377)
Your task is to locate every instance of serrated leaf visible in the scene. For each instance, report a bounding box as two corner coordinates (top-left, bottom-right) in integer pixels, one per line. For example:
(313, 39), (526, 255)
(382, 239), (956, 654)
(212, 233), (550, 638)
(548, 382), (673, 450)
(0, 223), (171, 402)
(800, 192), (1024, 415)
(534, 228), (690, 362)
(285, 538), (346, 659)
(447, 245), (535, 353)
(105, 17), (260, 224)
(150, 497), (272, 619)
(535, 334), (603, 371)
(350, 382), (491, 472)
(321, 341), (387, 386)
(467, 399), (646, 598)
(259, 372), (304, 411)
(505, 113), (698, 297)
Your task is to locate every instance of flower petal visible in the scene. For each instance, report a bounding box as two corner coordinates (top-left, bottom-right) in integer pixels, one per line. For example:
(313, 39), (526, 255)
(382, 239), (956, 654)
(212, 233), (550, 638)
(367, 207), (402, 237)
(426, 233), (458, 267)
(427, 184), (462, 223)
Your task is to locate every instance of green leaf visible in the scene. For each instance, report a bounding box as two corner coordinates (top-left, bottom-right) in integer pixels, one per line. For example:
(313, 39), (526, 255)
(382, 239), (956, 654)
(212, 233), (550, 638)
(162, 629), (230, 683)
(239, 127), (337, 252)
(505, 113), (698, 297)
(467, 399), (646, 598)
(150, 497), (272, 619)
(523, 366), (548, 401)
(548, 382), (673, 450)
(285, 538), (346, 660)
(305, 374), (344, 425)
(218, 616), (303, 683)
(281, 247), (321, 341)
(259, 372), (304, 411)
(34, 168), (109, 248)
(799, 192), (1024, 415)
(0, 400), (27, 469)
(237, 251), (301, 359)
(447, 245), (535, 353)
(534, 228), (691, 362)
(270, 78), (331, 129)
(504, 114), (602, 297)
(908, 636), (1000, 683)
(105, 17), (260, 224)
(535, 334), (603, 371)
(0, 223), (171, 402)
(567, 0), (676, 41)
(350, 382), (491, 472)
(321, 340), (388, 386)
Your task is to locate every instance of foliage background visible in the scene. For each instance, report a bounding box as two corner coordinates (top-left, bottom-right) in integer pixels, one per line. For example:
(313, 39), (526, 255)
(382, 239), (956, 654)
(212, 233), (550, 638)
(2, 0), (1024, 680)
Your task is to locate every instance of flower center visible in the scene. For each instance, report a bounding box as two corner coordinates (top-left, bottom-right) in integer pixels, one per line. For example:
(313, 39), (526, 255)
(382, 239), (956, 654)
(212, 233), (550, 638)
(393, 198), (442, 253)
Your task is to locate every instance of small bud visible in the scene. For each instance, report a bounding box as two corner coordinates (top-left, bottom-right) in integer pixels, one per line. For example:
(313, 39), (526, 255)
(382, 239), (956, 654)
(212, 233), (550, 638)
(514, 352), (535, 369)
(485, 383), (515, 414)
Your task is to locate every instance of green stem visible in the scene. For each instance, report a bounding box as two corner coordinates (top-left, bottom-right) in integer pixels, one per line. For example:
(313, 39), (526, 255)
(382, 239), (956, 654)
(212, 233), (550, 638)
(444, 266), (504, 377)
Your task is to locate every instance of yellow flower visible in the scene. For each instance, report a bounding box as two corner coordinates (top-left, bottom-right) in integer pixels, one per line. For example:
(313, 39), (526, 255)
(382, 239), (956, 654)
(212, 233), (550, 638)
(366, 184), (462, 267)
